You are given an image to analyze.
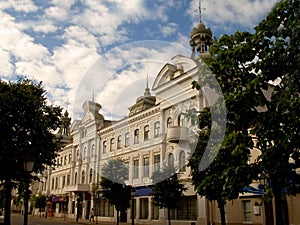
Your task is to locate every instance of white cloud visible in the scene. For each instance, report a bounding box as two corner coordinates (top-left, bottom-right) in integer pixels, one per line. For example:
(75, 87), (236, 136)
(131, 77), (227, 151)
(159, 23), (178, 37)
(0, 0), (38, 13)
(187, 0), (278, 36)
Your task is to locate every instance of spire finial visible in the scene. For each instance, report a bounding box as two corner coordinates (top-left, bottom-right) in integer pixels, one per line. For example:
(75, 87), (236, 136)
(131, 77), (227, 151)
(144, 75), (151, 96)
(146, 74), (149, 89)
(198, 0), (205, 22)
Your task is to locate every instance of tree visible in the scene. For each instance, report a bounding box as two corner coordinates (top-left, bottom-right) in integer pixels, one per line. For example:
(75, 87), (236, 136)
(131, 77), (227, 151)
(99, 159), (131, 225)
(188, 107), (255, 225)
(0, 78), (62, 225)
(191, 1), (300, 224)
(151, 165), (186, 225)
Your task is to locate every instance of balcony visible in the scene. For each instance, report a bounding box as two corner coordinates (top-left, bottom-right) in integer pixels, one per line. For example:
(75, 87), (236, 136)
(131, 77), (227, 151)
(166, 126), (192, 143)
(64, 184), (90, 192)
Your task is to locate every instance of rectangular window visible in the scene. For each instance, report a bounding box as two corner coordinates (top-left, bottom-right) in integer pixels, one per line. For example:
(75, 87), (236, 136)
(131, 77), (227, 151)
(134, 129), (139, 144)
(64, 156), (67, 165)
(144, 125), (150, 140)
(152, 199), (159, 220)
(243, 200), (252, 222)
(143, 157), (149, 177)
(99, 199), (114, 217)
(133, 159), (139, 179)
(69, 154), (72, 164)
(62, 176), (66, 188)
(125, 132), (130, 147)
(140, 198), (149, 219)
(154, 154), (160, 172)
(154, 122), (160, 137)
(67, 174), (70, 185)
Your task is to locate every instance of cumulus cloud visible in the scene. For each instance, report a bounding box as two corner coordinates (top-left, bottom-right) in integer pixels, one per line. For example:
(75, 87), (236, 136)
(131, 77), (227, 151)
(0, 0), (38, 13)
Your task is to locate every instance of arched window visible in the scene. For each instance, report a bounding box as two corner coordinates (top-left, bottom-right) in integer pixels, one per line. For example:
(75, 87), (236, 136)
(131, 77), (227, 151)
(110, 138), (115, 151)
(125, 132), (130, 147)
(179, 151), (186, 172)
(83, 147), (86, 159)
(168, 153), (174, 167)
(134, 129), (140, 144)
(89, 169), (93, 183)
(144, 125), (150, 140)
(154, 121), (160, 137)
(91, 144), (95, 156)
(167, 117), (173, 128)
(117, 135), (122, 149)
(103, 141), (107, 153)
(178, 113), (186, 127)
(74, 172), (77, 184)
(81, 170), (85, 184)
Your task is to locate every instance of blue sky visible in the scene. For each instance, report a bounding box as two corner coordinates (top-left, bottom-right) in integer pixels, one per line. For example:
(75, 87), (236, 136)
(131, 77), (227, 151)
(0, 0), (278, 120)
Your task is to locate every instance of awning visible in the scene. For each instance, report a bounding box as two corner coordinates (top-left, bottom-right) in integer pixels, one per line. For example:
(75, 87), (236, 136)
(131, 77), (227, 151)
(52, 196), (66, 203)
(242, 185), (263, 195)
(135, 187), (152, 197)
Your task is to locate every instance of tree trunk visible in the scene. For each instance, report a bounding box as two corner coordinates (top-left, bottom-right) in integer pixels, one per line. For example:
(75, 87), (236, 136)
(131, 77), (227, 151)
(116, 210), (119, 225)
(273, 183), (285, 225)
(217, 199), (226, 225)
(167, 208), (171, 225)
(4, 178), (12, 225)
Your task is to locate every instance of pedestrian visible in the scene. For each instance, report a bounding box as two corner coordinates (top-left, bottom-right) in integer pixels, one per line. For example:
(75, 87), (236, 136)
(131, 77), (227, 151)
(89, 208), (95, 222)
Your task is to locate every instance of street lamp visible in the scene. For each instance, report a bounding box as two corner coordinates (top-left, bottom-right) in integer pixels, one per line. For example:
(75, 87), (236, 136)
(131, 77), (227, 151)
(23, 154), (35, 225)
(131, 187), (136, 225)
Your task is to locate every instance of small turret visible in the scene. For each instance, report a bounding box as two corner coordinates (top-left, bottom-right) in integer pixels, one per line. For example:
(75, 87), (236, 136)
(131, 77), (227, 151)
(190, 0), (212, 59)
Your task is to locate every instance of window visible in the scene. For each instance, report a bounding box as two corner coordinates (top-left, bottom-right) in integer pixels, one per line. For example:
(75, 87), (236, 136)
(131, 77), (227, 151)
(168, 153), (174, 167)
(144, 125), (150, 140)
(143, 157), (149, 177)
(110, 138), (115, 151)
(99, 199), (114, 217)
(67, 174), (70, 185)
(51, 178), (55, 190)
(81, 170), (85, 184)
(152, 200), (159, 220)
(103, 141), (107, 153)
(62, 176), (66, 188)
(64, 156), (67, 165)
(89, 169), (93, 183)
(55, 177), (58, 189)
(117, 135), (122, 149)
(69, 154), (72, 164)
(154, 154), (160, 172)
(178, 113), (186, 127)
(154, 122), (160, 137)
(140, 198), (149, 219)
(175, 196), (198, 220)
(125, 132), (130, 147)
(83, 148), (86, 159)
(179, 151), (186, 172)
(74, 172), (77, 184)
(243, 200), (252, 222)
(91, 144), (95, 155)
(133, 159), (139, 179)
(167, 117), (173, 127)
(134, 129), (140, 144)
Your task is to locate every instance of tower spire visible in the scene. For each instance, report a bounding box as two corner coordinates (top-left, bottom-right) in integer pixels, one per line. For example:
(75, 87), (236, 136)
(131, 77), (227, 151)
(144, 74), (151, 96)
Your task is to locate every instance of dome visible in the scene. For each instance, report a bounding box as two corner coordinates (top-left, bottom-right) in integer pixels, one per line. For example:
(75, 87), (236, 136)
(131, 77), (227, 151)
(190, 21), (212, 39)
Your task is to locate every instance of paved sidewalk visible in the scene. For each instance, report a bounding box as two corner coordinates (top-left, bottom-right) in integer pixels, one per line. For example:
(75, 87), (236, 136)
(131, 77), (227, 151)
(11, 214), (123, 225)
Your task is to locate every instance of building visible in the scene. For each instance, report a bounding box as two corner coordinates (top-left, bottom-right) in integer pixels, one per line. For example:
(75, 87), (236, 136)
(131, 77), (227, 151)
(36, 17), (300, 225)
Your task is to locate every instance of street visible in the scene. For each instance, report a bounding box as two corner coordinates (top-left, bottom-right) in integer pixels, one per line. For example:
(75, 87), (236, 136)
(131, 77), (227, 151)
(10, 214), (112, 225)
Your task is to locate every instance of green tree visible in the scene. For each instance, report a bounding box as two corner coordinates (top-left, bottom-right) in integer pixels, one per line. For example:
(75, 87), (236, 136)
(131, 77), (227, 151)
(188, 107), (255, 225)
(0, 78), (62, 225)
(151, 165), (186, 225)
(99, 159), (131, 225)
(191, 1), (300, 224)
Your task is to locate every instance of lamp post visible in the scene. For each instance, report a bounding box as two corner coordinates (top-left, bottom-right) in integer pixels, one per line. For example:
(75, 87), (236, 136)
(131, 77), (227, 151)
(131, 187), (136, 225)
(23, 155), (35, 225)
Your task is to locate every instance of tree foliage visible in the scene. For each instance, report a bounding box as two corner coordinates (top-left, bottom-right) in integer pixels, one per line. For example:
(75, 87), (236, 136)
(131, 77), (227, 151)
(0, 78), (62, 225)
(190, 1), (299, 225)
(99, 159), (131, 225)
(151, 165), (186, 225)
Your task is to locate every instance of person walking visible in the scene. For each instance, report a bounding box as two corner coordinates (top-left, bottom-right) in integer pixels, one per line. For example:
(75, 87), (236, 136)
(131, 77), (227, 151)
(89, 208), (95, 222)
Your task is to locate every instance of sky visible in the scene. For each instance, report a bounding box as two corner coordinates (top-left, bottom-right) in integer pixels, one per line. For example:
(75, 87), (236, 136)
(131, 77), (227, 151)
(0, 0), (279, 121)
